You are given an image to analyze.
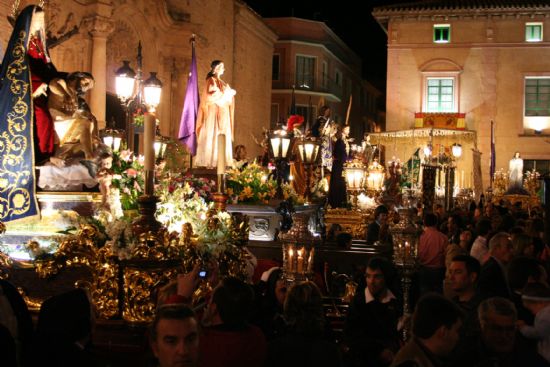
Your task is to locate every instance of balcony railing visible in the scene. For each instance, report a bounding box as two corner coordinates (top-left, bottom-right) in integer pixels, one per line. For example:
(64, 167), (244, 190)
(273, 72), (343, 99)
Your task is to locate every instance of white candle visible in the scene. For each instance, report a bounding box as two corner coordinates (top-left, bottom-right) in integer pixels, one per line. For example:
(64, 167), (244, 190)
(144, 113), (155, 171)
(288, 248), (294, 272)
(217, 134), (226, 174)
(461, 170), (464, 188)
(297, 249), (304, 273)
(144, 113), (156, 195)
(307, 248), (314, 273)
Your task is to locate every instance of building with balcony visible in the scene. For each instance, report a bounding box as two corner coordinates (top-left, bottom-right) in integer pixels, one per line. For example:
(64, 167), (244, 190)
(373, 0), (550, 189)
(264, 17), (383, 140)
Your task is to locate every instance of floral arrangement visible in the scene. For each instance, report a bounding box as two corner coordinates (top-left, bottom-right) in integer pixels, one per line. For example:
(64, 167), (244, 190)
(524, 170), (541, 197)
(162, 174), (215, 202)
(133, 107), (145, 127)
(110, 149), (145, 211)
(226, 162), (277, 204)
(493, 168), (508, 195)
(156, 180), (212, 233)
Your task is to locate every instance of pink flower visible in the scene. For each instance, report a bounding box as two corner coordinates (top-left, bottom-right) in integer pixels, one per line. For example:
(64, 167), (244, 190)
(125, 168), (138, 178)
(120, 150), (133, 162)
(137, 155), (145, 165)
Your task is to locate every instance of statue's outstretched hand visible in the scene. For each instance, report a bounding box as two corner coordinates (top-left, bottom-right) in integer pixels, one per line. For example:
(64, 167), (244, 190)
(32, 83), (48, 98)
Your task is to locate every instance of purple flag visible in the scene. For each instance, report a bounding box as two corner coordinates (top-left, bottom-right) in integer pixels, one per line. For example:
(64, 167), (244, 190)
(178, 39), (199, 155)
(490, 120), (495, 185)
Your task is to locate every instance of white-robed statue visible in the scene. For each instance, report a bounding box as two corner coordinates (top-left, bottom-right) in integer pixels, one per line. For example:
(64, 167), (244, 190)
(508, 151), (523, 192)
(195, 60), (236, 168)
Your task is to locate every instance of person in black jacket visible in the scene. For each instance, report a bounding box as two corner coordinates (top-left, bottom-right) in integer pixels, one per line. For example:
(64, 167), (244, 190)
(477, 232), (514, 299)
(366, 205), (392, 246)
(344, 257), (401, 367)
(0, 279), (33, 367)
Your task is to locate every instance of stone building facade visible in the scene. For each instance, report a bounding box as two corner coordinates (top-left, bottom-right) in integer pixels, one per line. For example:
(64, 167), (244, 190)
(373, 1), (550, 189)
(0, 0), (276, 158)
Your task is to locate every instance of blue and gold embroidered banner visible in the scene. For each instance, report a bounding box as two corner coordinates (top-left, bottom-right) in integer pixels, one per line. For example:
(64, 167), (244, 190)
(0, 6), (40, 222)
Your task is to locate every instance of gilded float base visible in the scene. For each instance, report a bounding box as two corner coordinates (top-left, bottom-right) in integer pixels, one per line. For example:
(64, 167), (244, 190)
(324, 208), (372, 239)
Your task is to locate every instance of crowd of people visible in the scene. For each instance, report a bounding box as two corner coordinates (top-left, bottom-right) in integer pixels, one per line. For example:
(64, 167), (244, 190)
(1, 199), (550, 367)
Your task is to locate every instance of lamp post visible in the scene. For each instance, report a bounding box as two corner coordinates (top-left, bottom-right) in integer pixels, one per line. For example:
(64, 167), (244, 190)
(115, 42), (157, 153)
(116, 46), (164, 237)
(296, 137), (321, 203)
(269, 127), (293, 199)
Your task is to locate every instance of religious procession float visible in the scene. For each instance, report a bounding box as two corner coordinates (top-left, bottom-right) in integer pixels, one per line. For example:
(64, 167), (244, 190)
(0, 2), (544, 327)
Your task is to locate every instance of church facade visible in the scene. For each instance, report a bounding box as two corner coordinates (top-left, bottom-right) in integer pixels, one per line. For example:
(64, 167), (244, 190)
(0, 0), (277, 158)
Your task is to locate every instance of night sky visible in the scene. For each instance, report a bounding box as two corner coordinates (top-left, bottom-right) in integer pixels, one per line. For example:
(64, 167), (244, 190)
(243, 0), (407, 91)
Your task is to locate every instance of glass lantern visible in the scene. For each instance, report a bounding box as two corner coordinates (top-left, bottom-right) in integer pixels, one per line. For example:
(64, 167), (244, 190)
(115, 60), (136, 103)
(143, 72), (163, 111)
(101, 128), (124, 152)
(366, 159), (385, 191)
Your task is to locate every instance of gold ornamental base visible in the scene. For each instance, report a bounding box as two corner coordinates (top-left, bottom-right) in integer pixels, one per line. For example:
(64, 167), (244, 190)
(324, 208), (372, 239)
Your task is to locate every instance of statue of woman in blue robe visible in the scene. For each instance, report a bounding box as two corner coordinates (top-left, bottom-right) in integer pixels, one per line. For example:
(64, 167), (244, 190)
(0, 5), (57, 222)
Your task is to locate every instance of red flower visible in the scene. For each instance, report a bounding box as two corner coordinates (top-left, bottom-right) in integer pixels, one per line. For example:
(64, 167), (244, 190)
(287, 114), (304, 131)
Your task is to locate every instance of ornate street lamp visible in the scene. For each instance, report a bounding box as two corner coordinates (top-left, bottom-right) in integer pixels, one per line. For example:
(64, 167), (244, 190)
(115, 60), (136, 103)
(115, 44), (164, 237)
(296, 137), (321, 203)
(269, 127), (293, 199)
(143, 72), (163, 112)
(114, 42), (161, 153)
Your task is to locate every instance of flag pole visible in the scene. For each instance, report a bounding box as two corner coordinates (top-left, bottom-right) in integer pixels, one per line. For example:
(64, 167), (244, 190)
(179, 33), (200, 170)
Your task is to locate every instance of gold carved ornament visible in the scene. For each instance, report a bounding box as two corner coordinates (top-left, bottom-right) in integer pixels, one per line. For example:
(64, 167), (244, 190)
(324, 208), (372, 239)
(0, 29), (35, 221)
(31, 211), (251, 323)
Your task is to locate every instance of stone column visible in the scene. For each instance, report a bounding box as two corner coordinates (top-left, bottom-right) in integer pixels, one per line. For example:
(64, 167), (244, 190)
(82, 16), (115, 130)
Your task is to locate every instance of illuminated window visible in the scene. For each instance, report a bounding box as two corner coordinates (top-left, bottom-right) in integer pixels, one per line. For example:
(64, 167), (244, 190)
(434, 24), (450, 43)
(526, 23), (543, 42)
(426, 78), (454, 112)
(296, 55), (315, 89)
(525, 78), (550, 116)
